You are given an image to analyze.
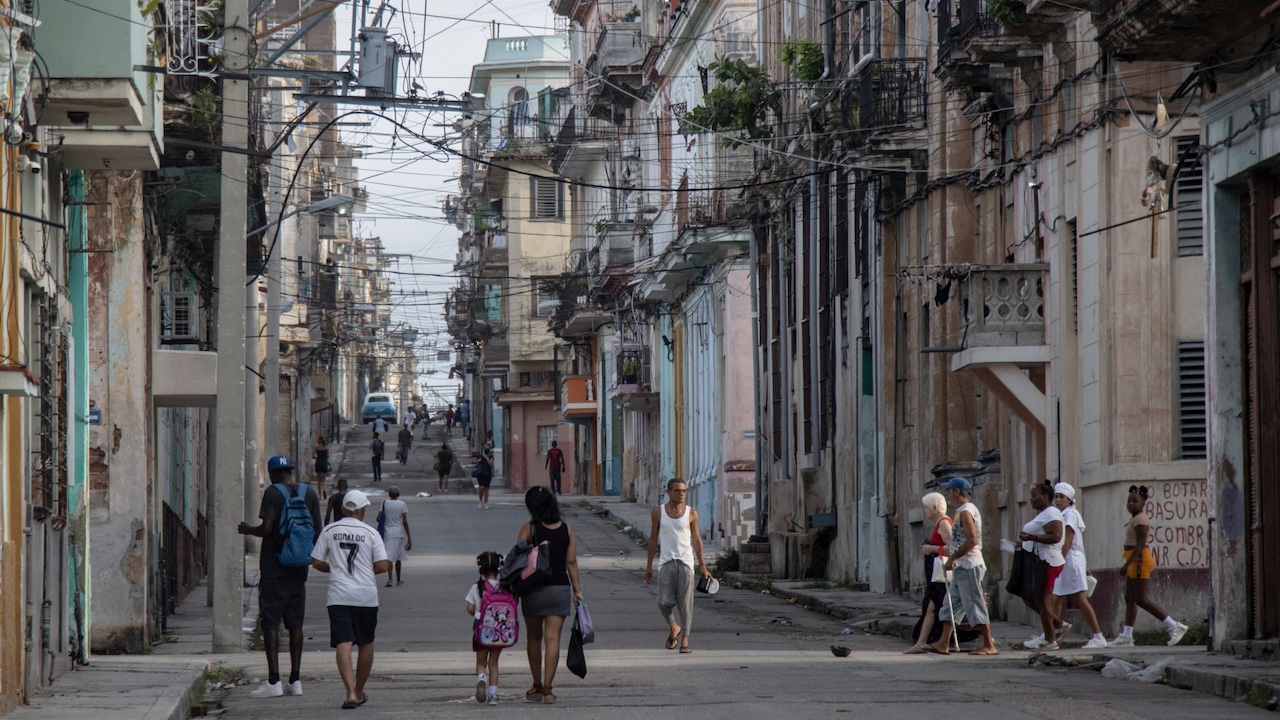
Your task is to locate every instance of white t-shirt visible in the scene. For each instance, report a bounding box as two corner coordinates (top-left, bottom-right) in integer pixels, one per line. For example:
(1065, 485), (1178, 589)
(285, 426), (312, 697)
(464, 578), (501, 620)
(950, 502), (985, 569)
(380, 499), (408, 538)
(1022, 505), (1066, 567)
(312, 516), (388, 607)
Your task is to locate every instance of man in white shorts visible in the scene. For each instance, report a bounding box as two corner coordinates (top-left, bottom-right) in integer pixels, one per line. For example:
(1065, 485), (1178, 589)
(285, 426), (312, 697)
(311, 490), (389, 709)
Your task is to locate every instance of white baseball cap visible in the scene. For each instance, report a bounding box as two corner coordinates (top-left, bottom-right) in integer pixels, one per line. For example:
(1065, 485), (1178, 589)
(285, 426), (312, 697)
(342, 489), (370, 513)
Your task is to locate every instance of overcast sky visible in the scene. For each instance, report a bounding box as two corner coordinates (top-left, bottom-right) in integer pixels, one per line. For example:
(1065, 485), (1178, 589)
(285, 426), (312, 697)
(330, 0), (561, 404)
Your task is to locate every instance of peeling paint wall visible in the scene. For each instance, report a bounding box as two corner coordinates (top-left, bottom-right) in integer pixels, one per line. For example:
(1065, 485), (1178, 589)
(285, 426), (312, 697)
(85, 171), (153, 653)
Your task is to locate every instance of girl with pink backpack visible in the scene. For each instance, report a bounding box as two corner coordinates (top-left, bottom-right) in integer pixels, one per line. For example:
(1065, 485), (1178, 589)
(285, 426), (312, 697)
(465, 551), (519, 705)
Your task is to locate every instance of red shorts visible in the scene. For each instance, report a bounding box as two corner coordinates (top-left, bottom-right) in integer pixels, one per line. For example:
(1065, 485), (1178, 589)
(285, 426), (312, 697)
(1044, 563), (1064, 590)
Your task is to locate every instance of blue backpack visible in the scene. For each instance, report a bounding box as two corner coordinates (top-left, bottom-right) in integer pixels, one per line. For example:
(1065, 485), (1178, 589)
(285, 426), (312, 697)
(273, 483), (315, 567)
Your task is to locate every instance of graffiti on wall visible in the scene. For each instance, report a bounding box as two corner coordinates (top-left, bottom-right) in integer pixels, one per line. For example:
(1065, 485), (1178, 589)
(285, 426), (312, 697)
(1144, 480), (1209, 568)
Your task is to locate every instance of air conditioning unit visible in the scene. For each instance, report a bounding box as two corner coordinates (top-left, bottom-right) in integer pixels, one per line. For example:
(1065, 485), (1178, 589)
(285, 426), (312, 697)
(537, 299), (560, 315)
(161, 292), (200, 344)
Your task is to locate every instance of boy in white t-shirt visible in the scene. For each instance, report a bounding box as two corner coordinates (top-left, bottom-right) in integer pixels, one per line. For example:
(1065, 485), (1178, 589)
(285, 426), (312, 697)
(310, 490), (389, 710)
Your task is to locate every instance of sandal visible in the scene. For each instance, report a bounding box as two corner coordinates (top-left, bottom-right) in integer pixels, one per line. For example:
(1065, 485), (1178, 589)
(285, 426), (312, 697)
(679, 641), (692, 654)
(665, 634), (679, 650)
(524, 685), (544, 703)
(542, 687), (556, 704)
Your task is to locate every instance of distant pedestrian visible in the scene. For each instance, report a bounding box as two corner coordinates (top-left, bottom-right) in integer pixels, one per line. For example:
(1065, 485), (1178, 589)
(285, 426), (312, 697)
(466, 551), (516, 705)
(472, 451), (494, 509)
(905, 492), (952, 654)
(1018, 481), (1066, 651)
(545, 441), (566, 495)
(458, 400), (471, 438)
(926, 477), (999, 656)
(1043, 482), (1108, 649)
(377, 487), (412, 586)
(435, 443), (454, 494)
(310, 490), (389, 710)
(1111, 485), (1189, 647)
(238, 455), (322, 698)
(483, 431), (495, 460)
(517, 487), (583, 704)
(372, 417), (388, 436)
(369, 434), (384, 482)
(644, 478), (711, 654)
(405, 407), (418, 431)
(325, 478), (349, 526)
(445, 404), (455, 436)
(397, 424), (413, 464)
(313, 437), (330, 498)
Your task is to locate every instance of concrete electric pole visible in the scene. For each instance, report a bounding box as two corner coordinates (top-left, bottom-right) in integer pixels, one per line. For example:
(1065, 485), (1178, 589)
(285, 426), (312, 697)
(213, 0), (251, 653)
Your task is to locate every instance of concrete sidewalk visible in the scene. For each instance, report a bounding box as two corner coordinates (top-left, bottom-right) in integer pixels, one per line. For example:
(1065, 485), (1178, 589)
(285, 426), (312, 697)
(8, 656), (209, 720)
(587, 494), (1280, 712)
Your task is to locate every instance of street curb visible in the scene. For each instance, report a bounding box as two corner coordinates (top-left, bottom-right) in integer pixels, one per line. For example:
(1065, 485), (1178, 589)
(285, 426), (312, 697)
(725, 577), (918, 640)
(1164, 665), (1280, 709)
(155, 659), (211, 720)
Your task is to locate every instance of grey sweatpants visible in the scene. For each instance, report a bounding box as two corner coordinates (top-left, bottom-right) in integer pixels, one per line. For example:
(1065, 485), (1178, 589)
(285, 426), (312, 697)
(657, 561), (695, 638)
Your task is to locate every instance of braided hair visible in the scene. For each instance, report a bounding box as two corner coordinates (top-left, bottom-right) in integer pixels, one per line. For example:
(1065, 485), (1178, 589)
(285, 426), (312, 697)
(476, 551), (503, 595)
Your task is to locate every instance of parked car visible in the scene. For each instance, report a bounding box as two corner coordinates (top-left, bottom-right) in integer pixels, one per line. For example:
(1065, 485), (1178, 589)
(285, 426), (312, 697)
(361, 393), (398, 425)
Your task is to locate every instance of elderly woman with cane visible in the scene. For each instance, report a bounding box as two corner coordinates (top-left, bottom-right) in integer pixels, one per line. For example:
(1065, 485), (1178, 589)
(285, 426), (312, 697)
(905, 492), (952, 654)
(926, 477), (999, 656)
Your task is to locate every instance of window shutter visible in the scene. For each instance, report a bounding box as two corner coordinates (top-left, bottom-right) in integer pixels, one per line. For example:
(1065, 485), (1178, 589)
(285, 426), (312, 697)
(1177, 340), (1207, 459)
(531, 177), (561, 219)
(1176, 137), (1204, 257)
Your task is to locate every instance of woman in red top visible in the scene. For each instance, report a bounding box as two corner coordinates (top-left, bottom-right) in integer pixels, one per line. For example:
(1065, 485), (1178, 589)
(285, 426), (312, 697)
(905, 492), (953, 654)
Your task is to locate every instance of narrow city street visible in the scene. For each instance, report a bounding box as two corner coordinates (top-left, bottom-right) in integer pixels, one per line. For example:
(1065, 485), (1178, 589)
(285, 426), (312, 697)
(201, 427), (1268, 719)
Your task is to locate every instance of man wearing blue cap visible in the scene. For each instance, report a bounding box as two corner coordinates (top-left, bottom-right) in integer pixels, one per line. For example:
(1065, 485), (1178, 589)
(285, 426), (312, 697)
(927, 477), (999, 656)
(238, 455), (324, 697)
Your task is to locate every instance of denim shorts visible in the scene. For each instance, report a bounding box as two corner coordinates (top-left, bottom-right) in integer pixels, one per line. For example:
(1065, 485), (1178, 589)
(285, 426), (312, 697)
(938, 565), (989, 626)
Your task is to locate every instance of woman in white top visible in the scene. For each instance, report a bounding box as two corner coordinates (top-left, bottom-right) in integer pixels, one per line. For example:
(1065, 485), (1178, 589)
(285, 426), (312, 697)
(377, 486), (412, 587)
(1050, 482), (1108, 649)
(1018, 481), (1065, 650)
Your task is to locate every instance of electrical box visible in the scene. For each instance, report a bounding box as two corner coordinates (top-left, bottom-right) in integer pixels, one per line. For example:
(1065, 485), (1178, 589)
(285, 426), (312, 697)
(358, 27), (389, 89)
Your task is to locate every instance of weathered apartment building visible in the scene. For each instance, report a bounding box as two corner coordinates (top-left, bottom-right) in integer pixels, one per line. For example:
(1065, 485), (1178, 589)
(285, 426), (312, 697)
(1, 2), (396, 714)
(517, 0), (1280, 647)
(447, 36), (577, 491)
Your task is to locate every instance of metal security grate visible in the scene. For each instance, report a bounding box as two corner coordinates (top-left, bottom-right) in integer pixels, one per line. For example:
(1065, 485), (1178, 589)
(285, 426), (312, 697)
(1177, 340), (1207, 459)
(1176, 137), (1204, 256)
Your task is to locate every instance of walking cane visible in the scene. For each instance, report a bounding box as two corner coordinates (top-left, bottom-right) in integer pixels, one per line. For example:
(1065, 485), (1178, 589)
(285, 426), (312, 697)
(943, 572), (960, 653)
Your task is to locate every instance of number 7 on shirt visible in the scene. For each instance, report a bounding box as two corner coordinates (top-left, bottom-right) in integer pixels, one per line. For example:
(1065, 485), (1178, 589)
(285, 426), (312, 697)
(339, 542), (359, 574)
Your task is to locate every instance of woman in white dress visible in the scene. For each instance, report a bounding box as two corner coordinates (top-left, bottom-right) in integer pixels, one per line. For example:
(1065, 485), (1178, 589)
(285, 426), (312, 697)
(1051, 482), (1108, 648)
(378, 486), (412, 586)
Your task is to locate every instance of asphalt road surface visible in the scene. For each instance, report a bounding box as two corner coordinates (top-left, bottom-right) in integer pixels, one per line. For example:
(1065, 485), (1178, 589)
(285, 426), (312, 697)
(218, 423), (1267, 719)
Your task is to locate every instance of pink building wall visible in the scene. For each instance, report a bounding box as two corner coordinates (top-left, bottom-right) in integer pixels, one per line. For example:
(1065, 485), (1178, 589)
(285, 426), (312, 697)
(507, 401), (575, 493)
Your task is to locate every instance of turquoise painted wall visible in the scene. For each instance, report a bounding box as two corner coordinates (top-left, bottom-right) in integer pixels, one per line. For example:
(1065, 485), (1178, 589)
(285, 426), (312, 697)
(657, 315), (676, 481)
(67, 171), (90, 662)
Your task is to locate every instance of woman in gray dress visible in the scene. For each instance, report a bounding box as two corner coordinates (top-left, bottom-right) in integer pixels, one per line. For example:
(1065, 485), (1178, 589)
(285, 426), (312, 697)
(517, 487), (583, 705)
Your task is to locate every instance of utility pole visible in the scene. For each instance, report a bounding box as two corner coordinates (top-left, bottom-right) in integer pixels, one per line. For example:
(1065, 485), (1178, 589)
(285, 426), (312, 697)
(264, 88), (284, 464)
(213, 0), (251, 654)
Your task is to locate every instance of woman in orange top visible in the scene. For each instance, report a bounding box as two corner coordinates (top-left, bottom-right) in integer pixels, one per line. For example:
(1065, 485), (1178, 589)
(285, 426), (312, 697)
(1110, 485), (1188, 647)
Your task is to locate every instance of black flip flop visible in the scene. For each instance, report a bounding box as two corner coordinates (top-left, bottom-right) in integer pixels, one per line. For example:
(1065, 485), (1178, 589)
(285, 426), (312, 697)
(342, 700), (358, 710)
(359, 694), (369, 705)
(665, 634), (678, 650)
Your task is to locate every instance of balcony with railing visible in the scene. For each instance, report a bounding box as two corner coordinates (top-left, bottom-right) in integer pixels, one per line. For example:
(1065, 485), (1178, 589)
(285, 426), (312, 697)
(610, 348), (659, 411)
(554, 100), (621, 175)
(560, 375), (598, 420)
(853, 58), (928, 161)
(1095, 0), (1265, 61)
(481, 336), (510, 375)
(585, 22), (650, 113)
(950, 264), (1051, 442)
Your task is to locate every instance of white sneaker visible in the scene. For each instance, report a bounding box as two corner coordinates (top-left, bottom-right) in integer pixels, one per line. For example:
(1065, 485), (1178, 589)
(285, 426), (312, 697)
(1083, 636), (1109, 650)
(1167, 622), (1189, 646)
(1023, 634), (1046, 649)
(487, 692), (498, 706)
(284, 680), (302, 696)
(249, 680), (284, 698)
(476, 679), (487, 703)
(1026, 639), (1058, 651)
(1109, 635), (1135, 647)
(1055, 622), (1073, 642)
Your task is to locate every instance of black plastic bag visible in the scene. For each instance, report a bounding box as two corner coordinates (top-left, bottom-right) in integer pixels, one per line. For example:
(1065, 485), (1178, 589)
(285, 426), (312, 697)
(566, 609), (587, 679)
(1006, 547), (1047, 603)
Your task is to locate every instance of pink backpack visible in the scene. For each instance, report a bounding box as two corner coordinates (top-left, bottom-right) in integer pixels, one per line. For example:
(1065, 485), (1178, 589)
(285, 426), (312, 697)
(475, 583), (520, 649)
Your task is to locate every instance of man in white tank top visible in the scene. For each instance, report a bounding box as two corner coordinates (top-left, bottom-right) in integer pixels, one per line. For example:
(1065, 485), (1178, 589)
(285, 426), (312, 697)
(644, 479), (712, 653)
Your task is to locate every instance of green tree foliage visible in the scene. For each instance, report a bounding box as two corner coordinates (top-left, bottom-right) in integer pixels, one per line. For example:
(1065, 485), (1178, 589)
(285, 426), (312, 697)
(779, 39), (825, 83)
(678, 58), (782, 147)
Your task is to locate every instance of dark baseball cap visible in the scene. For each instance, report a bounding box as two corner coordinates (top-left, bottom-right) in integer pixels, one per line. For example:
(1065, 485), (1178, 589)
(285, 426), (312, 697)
(939, 476), (972, 494)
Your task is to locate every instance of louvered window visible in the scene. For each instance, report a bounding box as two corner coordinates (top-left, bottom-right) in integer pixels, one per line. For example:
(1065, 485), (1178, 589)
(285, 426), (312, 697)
(1177, 340), (1207, 459)
(530, 176), (563, 219)
(1176, 137), (1204, 256)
